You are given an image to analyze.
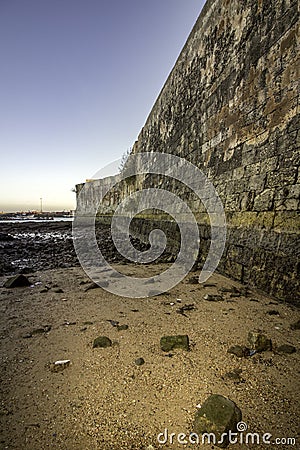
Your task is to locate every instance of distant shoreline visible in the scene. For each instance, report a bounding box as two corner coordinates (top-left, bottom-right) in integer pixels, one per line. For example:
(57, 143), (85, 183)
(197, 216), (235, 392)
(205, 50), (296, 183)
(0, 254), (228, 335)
(0, 217), (73, 223)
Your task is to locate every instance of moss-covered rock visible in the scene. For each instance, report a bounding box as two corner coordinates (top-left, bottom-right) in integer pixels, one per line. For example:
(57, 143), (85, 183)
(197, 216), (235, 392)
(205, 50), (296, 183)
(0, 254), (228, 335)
(160, 335), (189, 352)
(194, 394), (242, 448)
(248, 331), (272, 352)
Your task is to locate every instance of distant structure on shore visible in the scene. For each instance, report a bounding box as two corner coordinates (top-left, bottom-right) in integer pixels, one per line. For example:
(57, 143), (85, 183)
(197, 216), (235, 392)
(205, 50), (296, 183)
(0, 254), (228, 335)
(0, 210), (74, 220)
(76, 0), (299, 305)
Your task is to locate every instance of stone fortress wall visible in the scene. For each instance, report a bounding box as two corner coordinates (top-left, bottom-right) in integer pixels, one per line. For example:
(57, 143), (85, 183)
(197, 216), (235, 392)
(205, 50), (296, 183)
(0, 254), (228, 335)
(76, 0), (299, 304)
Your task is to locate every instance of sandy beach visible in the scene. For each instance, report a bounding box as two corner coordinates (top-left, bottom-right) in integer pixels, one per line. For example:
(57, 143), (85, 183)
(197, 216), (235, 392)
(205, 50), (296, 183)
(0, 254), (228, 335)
(0, 224), (299, 449)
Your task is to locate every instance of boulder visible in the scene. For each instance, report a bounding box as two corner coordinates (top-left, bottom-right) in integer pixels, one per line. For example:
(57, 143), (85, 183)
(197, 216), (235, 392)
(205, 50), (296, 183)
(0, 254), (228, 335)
(194, 394), (242, 448)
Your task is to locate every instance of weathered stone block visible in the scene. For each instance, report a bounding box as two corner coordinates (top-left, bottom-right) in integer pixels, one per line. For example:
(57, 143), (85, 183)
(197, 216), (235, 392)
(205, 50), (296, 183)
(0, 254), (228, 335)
(253, 189), (274, 211)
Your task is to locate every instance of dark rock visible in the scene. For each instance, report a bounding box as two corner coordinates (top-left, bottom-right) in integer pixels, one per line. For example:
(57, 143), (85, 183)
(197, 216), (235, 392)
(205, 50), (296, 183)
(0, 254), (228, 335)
(117, 324), (129, 331)
(148, 290), (161, 296)
(93, 336), (112, 348)
(135, 357), (145, 366)
(290, 319), (300, 330)
(109, 271), (123, 278)
(194, 394), (242, 448)
(267, 309), (279, 316)
(224, 369), (243, 381)
(176, 304), (196, 316)
(31, 325), (51, 335)
(160, 335), (189, 352)
(203, 294), (224, 302)
(84, 281), (109, 291)
(248, 331), (272, 352)
(277, 344), (296, 354)
(227, 345), (250, 358)
(0, 233), (14, 241)
(107, 320), (119, 327)
(4, 274), (31, 288)
(220, 286), (239, 294)
(52, 287), (64, 293)
(22, 333), (33, 339)
(188, 276), (200, 284)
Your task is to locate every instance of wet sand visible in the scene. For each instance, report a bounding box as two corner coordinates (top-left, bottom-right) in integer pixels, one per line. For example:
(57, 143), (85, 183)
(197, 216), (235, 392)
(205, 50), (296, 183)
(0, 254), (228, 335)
(0, 223), (299, 449)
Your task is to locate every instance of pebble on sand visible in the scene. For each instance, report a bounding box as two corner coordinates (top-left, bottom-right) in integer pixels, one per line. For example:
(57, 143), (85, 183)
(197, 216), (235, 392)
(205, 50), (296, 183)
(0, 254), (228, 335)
(276, 344), (296, 354)
(93, 336), (112, 348)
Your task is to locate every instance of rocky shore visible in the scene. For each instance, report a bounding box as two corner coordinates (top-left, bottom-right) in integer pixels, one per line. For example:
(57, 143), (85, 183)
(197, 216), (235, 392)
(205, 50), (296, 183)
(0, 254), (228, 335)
(0, 221), (155, 276)
(0, 222), (299, 449)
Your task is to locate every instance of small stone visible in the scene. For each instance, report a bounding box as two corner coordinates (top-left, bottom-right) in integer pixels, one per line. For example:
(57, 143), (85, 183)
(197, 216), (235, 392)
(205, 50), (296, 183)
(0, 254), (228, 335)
(84, 281), (109, 291)
(148, 290), (161, 296)
(248, 331), (272, 352)
(31, 325), (51, 335)
(203, 294), (224, 302)
(277, 344), (296, 354)
(53, 287), (64, 293)
(117, 324), (129, 331)
(227, 345), (250, 358)
(50, 359), (70, 373)
(194, 394), (242, 448)
(93, 336), (112, 348)
(188, 276), (199, 284)
(160, 335), (189, 352)
(220, 286), (240, 294)
(290, 319), (300, 330)
(267, 309), (279, 316)
(4, 274), (31, 288)
(135, 357), (145, 366)
(224, 369), (243, 381)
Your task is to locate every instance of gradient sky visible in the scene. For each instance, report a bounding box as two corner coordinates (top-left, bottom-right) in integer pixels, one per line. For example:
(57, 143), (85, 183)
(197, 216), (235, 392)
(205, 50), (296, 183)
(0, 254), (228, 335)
(0, 0), (205, 212)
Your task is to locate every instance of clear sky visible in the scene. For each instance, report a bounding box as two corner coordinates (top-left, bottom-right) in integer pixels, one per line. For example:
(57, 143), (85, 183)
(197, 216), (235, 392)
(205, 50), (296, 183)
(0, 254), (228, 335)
(0, 0), (205, 212)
